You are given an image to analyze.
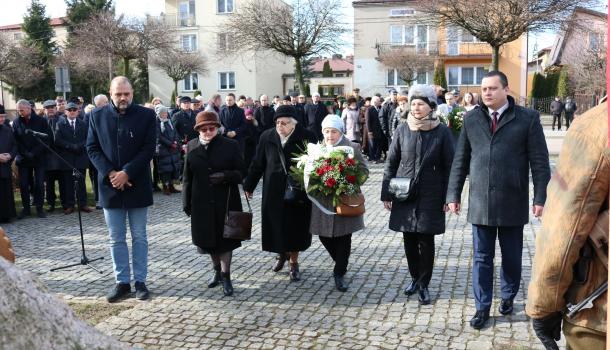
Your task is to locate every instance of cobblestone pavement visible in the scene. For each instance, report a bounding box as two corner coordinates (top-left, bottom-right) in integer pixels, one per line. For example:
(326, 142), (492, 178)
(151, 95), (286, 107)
(5, 163), (562, 350)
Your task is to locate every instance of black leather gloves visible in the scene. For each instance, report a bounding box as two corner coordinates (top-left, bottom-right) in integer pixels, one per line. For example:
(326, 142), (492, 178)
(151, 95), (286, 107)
(532, 312), (562, 350)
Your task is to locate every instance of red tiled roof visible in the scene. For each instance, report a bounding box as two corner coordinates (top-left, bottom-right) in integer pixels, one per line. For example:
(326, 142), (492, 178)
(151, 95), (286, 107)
(0, 17), (66, 31)
(310, 58), (354, 72)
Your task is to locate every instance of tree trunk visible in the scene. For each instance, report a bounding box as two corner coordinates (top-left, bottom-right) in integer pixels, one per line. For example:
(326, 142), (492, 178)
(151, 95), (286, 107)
(173, 80), (178, 97)
(89, 85), (95, 104)
(294, 56), (305, 95)
(491, 46), (500, 71)
(123, 57), (130, 77)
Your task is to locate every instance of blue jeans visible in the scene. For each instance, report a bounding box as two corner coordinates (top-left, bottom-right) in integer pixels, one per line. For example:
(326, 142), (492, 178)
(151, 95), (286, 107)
(472, 224), (523, 311)
(103, 207), (149, 284)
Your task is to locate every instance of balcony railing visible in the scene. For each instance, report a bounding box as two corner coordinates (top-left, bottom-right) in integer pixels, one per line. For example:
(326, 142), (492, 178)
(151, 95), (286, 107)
(156, 13), (197, 27)
(376, 41), (492, 59)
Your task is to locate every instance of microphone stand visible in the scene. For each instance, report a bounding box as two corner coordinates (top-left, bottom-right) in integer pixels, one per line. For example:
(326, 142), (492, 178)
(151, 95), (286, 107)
(27, 131), (104, 274)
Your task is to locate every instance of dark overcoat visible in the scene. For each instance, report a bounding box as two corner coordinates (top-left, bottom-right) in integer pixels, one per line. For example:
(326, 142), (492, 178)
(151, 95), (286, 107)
(305, 102), (327, 141)
(86, 103), (157, 209)
(446, 96), (551, 226)
(156, 118), (182, 176)
(381, 122), (455, 234)
(12, 113), (51, 168)
(254, 105), (275, 132)
(182, 136), (244, 253)
(44, 115), (64, 171)
(172, 109), (198, 141)
(0, 123), (17, 178)
(365, 106), (384, 139)
(54, 117), (90, 170)
(309, 137), (369, 237)
(243, 124), (316, 253)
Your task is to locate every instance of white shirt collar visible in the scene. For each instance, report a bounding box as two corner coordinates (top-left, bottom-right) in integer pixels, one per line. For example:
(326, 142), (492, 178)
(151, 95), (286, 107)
(488, 101), (509, 119)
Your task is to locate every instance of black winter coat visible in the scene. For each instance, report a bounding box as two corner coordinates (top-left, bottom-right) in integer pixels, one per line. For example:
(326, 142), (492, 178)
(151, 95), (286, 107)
(182, 136), (244, 253)
(446, 96), (551, 226)
(305, 102), (327, 141)
(156, 118), (182, 176)
(172, 109), (198, 142)
(550, 100), (564, 115)
(381, 122), (455, 234)
(44, 115), (64, 171)
(380, 101), (397, 139)
(244, 124), (316, 253)
(365, 106), (384, 139)
(12, 113), (52, 168)
(86, 103), (157, 209)
(254, 105), (275, 132)
(219, 105), (247, 140)
(0, 124), (17, 179)
(54, 118), (89, 170)
(294, 103), (306, 125)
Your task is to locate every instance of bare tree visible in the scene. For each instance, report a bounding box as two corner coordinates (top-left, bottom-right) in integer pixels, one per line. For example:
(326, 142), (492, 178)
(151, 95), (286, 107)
(56, 47), (110, 101)
(0, 35), (45, 99)
(151, 49), (208, 97)
(71, 11), (174, 76)
(569, 41), (606, 97)
(414, 0), (595, 70)
(378, 47), (436, 86)
(223, 0), (348, 94)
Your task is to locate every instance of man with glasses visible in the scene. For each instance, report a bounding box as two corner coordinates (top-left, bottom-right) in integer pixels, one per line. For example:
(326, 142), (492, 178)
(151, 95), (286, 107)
(87, 76), (157, 302)
(55, 102), (92, 214)
(42, 100), (65, 213)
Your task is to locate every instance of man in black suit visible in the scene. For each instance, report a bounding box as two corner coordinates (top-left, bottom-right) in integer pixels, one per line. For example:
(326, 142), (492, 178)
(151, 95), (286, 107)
(304, 92), (327, 141)
(54, 102), (93, 214)
(365, 96), (384, 162)
(42, 100), (65, 213)
(172, 96), (198, 142)
(447, 71), (551, 329)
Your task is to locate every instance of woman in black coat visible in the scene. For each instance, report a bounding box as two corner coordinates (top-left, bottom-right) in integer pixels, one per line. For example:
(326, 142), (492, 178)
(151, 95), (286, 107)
(182, 111), (245, 296)
(380, 84), (455, 305)
(155, 105), (182, 195)
(0, 112), (17, 223)
(244, 105), (316, 282)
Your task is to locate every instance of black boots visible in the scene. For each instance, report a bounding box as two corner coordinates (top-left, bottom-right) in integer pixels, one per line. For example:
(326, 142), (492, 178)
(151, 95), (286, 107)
(289, 263), (301, 281)
(221, 272), (233, 296)
(106, 283), (132, 303)
(208, 265), (221, 288)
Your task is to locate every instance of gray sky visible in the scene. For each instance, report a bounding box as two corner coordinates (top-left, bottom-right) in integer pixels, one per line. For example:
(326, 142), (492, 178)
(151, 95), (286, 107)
(1, 0), (605, 60)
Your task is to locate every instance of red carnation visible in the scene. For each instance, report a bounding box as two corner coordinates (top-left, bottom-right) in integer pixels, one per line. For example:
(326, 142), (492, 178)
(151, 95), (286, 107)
(324, 178), (337, 187)
(316, 167), (326, 176)
(345, 158), (356, 166)
(337, 164), (344, 172)
(346, 175), (356, 184)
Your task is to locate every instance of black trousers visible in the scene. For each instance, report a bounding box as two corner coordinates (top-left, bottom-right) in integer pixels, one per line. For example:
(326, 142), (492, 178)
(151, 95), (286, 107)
(403, 232), (435, 288)
(552, 114), (562, 130)
(565, 113), (573, 129)
(45, 169), (65, 208)
(62, 169), (87, 208)
(319, 234), (352, 277)
(18, 165), (45, 211)
(88, 162), (98, 202)
(152, 157), (160, 188)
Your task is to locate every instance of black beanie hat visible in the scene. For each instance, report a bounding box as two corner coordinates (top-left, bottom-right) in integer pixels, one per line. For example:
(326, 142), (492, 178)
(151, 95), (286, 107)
(274, 105), (296, 121)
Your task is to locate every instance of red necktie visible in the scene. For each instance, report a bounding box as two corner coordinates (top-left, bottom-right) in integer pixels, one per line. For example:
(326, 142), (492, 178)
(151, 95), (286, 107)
(491, 112), (498, 134)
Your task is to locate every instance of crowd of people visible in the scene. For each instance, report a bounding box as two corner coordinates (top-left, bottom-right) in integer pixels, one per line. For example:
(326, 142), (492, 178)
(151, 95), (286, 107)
(0, 70), (605, 349)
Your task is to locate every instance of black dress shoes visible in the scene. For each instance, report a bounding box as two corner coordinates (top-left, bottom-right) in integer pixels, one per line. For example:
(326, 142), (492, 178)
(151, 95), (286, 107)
(334, 275), (348, 292)
(289, 263), (301, 281)
(470, 310), (490, 330)
(404, 280), (419, 296)
(221, 272), (234, 296)
(106, 283), (132, 303)
(418, 286), (431, 305)
(499, 299), (514, 315)
(272, 253), (287, 272)
(207, 265), (221, 288)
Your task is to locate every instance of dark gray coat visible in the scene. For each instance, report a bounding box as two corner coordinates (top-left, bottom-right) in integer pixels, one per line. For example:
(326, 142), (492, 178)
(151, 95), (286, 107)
(446, 96), (551, 226)
(381, 122), (455, 234)
(309, 137), (369, 237)
(156, 118), (182, 176)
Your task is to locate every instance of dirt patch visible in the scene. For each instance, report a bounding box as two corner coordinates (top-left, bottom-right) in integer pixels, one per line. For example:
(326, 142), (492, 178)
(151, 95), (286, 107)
(68, 301), (134, 326)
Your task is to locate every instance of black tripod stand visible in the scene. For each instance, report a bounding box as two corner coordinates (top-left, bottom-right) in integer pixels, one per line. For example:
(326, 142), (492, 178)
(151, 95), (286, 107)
(26, 130), (104, 273)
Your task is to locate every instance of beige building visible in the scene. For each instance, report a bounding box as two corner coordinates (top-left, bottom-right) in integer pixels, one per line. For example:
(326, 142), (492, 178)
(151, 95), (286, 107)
(148, 0), (293, 104)
(0, 17), (69, 110)
(353, 0), (528, 101)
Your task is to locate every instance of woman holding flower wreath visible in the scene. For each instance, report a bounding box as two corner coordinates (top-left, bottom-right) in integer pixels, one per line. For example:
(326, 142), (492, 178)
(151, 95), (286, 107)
(307, 115), (369, 292)
(380, 84), (455, 305)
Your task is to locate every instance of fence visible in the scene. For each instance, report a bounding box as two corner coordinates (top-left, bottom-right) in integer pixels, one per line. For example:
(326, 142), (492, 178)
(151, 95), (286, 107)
(527, 94), (599, 115)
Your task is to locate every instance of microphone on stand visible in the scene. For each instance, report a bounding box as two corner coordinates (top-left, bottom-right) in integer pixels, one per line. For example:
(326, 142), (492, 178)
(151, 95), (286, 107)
(25, 129), (49, 139)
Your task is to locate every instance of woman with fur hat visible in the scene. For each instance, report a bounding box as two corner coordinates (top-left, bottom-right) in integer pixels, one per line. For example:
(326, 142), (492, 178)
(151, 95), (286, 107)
(155, 105), (182, 195)
(309, 114), (369, 292)
(380, 84), (455, 305)
(182, 111), (245, 296)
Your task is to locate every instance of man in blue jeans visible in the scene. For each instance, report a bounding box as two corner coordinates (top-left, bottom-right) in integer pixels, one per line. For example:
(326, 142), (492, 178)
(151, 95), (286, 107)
(447, 71), (551, 329)
(87, 76), (157, 302)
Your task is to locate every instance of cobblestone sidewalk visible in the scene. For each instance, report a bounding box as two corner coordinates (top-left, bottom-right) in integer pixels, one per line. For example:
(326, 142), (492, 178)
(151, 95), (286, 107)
(5, 163), (559, 349)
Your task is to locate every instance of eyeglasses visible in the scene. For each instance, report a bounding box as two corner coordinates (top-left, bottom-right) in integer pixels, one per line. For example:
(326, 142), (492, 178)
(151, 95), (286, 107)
(67, 108), (78, 112)
(276, 120), (291, 126)
(200, 126), (217, 133)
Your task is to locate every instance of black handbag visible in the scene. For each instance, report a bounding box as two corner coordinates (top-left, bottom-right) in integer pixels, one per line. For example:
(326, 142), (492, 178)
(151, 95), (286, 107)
(388, 138), (432, 202)
(278, 147), (306, 204)
(223, 186), (252, 241)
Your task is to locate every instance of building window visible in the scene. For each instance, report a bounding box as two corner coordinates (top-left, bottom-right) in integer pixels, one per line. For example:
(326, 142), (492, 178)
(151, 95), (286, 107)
(389, 8), (415, 17)
(335, 73), (344, 77)
(460, 29), (481, 43)
(416, 70), (430, 84)
(218, 0), (234, 13)
(13, 32), (22, 40)
(387, 69), (407, 86)
(390, 25), (402, 45)
(184, 72), (198, 91)
(219, 72), (235, 90)
(589, 32), (601, 52)
(181, 34), (197, 52)
(178, 0), (196, 26)
(447, 66), (489, 90)
(217, 33), (232, 51)
(390, 25), (427, 48)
